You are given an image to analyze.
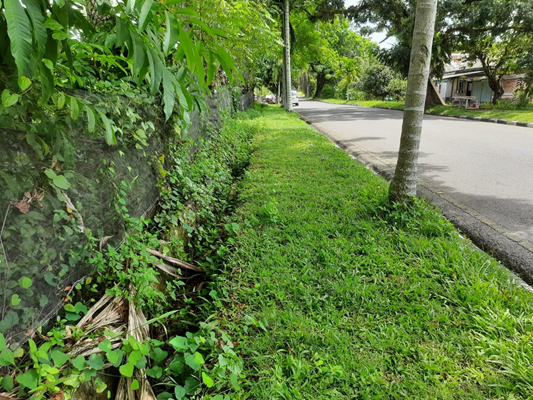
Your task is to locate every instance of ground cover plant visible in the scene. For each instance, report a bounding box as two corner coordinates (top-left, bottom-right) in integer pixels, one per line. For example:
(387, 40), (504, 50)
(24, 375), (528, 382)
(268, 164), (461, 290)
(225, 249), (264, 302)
(0, 108), (261, 399)
(218, 106), (533, 399)
(321, 99), (533, 123)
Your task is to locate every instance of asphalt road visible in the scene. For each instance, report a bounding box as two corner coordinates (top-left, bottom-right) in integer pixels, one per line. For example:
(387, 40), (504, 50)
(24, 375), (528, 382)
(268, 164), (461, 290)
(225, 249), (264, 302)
(296, 100), (533, 284)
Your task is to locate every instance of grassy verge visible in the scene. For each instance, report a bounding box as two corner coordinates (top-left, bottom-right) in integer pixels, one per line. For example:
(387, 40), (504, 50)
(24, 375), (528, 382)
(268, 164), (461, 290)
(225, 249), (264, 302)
(322, 98), (405, 110)
(219, 106), (533, 399)
(427, 104), (533, 123)
(321, 99), (533, 123)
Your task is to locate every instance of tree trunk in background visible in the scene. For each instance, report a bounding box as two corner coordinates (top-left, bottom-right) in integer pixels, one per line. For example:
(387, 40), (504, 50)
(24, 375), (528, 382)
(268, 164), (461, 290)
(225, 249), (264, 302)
(283, 0), (292, 111)
(389, 0), (438, 202)
(313, 71), (326, 99)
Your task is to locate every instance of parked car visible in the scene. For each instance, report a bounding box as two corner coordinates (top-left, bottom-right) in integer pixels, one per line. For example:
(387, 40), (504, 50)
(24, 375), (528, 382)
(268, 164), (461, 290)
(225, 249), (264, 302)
(291, 90), (299, 106)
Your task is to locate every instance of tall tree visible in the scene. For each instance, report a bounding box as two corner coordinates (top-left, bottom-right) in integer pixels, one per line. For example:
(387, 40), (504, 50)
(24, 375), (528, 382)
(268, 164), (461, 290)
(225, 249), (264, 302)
(389, 0), (438, 202)
(283, 0), (293, 111)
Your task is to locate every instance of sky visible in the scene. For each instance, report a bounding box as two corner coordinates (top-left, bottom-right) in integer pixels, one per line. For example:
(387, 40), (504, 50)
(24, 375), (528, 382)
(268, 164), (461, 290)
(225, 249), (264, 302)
(343, 0), (397, 49)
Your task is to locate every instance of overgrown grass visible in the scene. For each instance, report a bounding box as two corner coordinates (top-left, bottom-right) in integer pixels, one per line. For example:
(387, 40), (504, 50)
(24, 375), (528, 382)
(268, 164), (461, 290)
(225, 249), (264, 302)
(321, 98), (533, 123)
(218, 106), (533, 399)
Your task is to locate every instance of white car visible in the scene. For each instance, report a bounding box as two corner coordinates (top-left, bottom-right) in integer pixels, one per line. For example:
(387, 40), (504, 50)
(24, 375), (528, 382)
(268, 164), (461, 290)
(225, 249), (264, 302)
(291, 90), (299, 106)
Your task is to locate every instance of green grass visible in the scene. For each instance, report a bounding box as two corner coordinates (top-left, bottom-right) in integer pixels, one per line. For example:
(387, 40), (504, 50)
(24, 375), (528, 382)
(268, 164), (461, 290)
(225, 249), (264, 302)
(321, 99), (533, 123)
(218, 106), (533, 399)
(322, 98), (406, 110)
(427, 104), (533, 123)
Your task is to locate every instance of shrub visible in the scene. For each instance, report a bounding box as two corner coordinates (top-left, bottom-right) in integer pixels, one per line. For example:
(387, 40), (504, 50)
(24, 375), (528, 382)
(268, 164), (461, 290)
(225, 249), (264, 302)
(360, 64), (394, 99)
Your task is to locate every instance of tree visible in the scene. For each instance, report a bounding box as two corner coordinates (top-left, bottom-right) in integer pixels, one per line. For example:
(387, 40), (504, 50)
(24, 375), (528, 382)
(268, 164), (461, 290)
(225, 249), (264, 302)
(447, 0), (533, 104)
(348, 0), (533, 105)
(389, 0), (438, 202)
(283, 0), (293, 111)
(339, 57), (361, 100)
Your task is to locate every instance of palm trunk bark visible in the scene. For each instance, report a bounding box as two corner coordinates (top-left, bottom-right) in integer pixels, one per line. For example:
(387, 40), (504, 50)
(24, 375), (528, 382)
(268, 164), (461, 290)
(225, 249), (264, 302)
(283, 0), (292, 111)
(389, 0), (438, 202)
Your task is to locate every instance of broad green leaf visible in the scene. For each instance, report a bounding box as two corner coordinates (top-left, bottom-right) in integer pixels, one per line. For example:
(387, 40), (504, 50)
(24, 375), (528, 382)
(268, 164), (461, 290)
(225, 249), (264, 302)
(13, 348), (24, 358)
(150, 347), (168, 364)
(178, 28), (196, 73)
(18, 276), (32, 288)
(4, 0), (33, 76)
(131, 379), (140, 390)
(72, 355), (86, 370)
(162, 68), (176, 121)
(70, 97), (82, 120)
(44, 168), (57, 179)
(17, 369), (39, 389)
(57, 91), (66, 110)
(163, 13), (180, 55)
(63, 375), (80, 387)
(1, 375), (14, 391)
(185, 17), (215, 36)
(146, 47), (163, 94)
(168, 356), (185, 374)
(18, 76), (32, 91)
(95, 377), (107, 393)
(64, 304), (76, 312)
(169, 336), (188, 351)
(11, 294), (21, 306)
(106, 349), (123, 366)
(98, 111), (117, 145)
(40, 61), (54, 101)
(44, 18), (64, 31)
(86, 106), (96, 132)
(194, 351), (204, 366)
(185, 352), (201, 371)
(202, 372), (214, 388)
(0, 349), (15, 366)
(126, 0), (137, 13)
(1, 90), (19, 108)
(0, 334), (5, 351)
(119, 362), (135, 378)
(24, 0), (47, 56)
(51, 349), (70, 367)
(173, 7), (199, 16)
(206, 50), (217, 86)
(98, 339), (112, 353)
(214, 46), (240, 84)
(138, 0), (154, 32)
(88, 353), (104, 370)
(146, 365), (163, 378)
(131, 32), (146, 76)
(174, 385), (186, 400)
(116, 18), (130, 47)
(52, 175), (70, 190)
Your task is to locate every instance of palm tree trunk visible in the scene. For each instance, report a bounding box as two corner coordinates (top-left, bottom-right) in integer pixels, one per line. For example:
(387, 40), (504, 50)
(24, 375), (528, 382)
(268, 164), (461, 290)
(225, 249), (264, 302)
(389, 0), (438, 202)
(283, 0), (292, 111)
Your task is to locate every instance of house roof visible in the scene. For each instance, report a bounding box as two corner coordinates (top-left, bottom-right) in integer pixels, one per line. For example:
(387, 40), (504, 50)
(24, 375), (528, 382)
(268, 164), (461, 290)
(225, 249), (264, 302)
(443, 54), (484, 77)
(442, 70), (486, 80)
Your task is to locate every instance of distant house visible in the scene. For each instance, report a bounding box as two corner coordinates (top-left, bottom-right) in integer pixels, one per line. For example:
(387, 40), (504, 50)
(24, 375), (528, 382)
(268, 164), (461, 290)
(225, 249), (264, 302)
(436, 54), (524, 104)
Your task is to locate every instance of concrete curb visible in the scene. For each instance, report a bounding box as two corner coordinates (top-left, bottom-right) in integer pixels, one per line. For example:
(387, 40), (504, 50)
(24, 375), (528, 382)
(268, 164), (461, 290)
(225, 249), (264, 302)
(317, 100), (533, 129)
(299, 113), (533, 288)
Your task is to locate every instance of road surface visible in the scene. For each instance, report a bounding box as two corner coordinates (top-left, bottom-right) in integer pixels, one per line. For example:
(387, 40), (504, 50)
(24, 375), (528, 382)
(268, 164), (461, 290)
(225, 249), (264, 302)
(296, 100), (533, 284)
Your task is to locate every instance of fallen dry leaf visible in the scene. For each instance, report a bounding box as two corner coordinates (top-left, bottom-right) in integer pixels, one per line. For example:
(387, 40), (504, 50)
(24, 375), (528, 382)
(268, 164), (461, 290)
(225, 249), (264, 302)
(49, 390), (64, 400)
(13, 200), (30, 214)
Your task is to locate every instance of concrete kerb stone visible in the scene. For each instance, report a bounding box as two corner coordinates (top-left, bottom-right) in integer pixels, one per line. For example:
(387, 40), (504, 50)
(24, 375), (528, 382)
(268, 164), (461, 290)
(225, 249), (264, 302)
(315, 100), (533, 129)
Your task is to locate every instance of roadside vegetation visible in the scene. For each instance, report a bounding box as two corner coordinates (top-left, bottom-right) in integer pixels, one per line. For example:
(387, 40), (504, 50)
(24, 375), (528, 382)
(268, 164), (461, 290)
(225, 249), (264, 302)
(218, 106), (533, 399)
(321, 99), (533, 123)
